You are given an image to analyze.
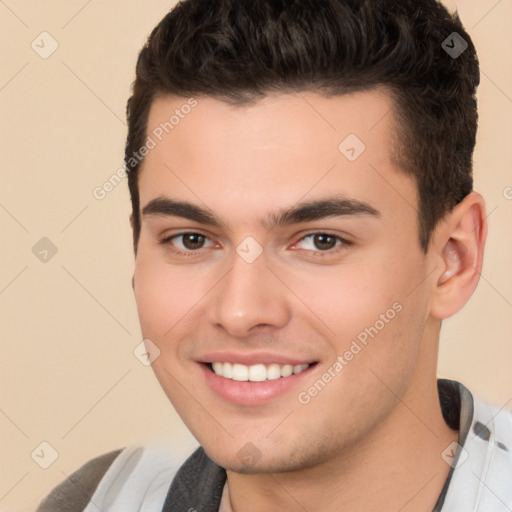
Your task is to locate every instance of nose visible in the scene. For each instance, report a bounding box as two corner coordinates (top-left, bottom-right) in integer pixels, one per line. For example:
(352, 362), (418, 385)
(206, 251), (291, 339)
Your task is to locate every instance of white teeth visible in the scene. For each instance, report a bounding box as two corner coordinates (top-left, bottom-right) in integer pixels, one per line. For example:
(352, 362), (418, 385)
(210, 362), (310, 381)
(248, 364), (267, 382)
(293, 364), (309, 374)
(223, 362), (232, 378)
(266, 364), (281, 380)
(232, 363), (249, 381)
(280, 364), (293, 377)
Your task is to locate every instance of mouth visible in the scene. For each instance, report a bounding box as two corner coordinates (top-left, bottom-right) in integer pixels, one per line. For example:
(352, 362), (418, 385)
(207, 361), (312, 381)
(198, 358), (319, 406)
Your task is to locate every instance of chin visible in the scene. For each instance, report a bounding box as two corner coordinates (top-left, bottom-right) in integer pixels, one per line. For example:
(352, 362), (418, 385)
(202, 439), (333, 475)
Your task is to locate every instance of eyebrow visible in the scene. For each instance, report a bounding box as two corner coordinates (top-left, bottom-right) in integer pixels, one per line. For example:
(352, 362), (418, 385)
(141, 195), (380, 230)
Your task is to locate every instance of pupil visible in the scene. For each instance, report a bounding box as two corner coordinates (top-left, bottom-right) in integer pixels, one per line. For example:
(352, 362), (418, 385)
(314, 234), (335, 250)
(183, 233), (205, 249)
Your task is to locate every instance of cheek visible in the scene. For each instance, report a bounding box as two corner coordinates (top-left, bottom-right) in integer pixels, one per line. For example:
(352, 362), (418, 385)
(132, 256), (203, 403)
(284, 256), (425, 380)
(282, 259), (404, 340)
(327, 265), (428, 411)
(133, 260), (170, 336)
(133, 253), (203, 340)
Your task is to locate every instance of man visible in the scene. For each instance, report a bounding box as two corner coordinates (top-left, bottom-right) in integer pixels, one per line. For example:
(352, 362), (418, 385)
(37, 0), (512, 510)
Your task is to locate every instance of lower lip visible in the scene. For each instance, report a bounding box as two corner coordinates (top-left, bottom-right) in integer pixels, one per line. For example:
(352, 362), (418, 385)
(199, 363), (316, 406)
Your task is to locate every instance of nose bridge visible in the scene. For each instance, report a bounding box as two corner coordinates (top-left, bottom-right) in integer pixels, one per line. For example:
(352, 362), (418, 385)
(207, 250), (290, 337)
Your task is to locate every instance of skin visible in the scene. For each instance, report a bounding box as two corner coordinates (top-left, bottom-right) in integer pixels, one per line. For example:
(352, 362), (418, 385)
(131, 90), (486, 511)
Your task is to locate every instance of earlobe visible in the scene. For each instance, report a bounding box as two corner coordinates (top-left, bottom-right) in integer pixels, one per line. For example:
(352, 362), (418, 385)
(430, 192), (487, 319)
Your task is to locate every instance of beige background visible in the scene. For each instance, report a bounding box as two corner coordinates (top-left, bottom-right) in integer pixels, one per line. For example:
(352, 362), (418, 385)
(1, 1), (511, 510)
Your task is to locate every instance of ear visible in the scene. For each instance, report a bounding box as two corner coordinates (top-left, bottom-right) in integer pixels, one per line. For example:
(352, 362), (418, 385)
(430, 192), (487, 319)
(129, 213), (134, 230)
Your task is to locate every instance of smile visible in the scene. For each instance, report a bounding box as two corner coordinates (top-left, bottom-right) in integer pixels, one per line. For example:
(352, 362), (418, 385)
(210, 362), (310, 382)
(199, 353), (318, 405)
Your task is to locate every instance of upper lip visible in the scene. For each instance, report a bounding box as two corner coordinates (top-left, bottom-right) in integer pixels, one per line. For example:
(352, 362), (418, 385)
(197, 351), (317, 366)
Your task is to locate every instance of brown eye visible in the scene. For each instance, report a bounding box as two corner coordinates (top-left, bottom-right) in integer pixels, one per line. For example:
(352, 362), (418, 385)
(312, 234), (338, 251)
(161, 232), (215, 253)
(181, 233), (206, 250)
(295, 233), (350, 255)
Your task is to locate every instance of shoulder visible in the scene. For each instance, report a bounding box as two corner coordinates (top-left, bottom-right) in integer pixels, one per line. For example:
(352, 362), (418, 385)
(36, 441), (200, 512)
(36, 447), (124, 512)
(440, 392), (512, 511)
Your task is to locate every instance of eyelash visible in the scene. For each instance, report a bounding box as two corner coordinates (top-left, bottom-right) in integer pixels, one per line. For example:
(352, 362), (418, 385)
(159, 231), (352, 257)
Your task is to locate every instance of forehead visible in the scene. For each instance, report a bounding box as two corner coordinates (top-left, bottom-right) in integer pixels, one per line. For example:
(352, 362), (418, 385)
(138, 90), (416, 229)
(144, 89), (395, 166)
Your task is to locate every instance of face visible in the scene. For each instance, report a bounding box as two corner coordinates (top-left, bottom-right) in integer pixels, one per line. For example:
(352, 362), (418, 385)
(132, 90), (436, 473)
